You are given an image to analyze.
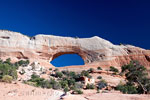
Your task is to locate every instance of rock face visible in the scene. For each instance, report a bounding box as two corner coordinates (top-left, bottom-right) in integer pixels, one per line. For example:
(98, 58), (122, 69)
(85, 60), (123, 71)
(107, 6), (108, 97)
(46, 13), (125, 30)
(0, 30), (150, 68)
(18, 61), (46, 80)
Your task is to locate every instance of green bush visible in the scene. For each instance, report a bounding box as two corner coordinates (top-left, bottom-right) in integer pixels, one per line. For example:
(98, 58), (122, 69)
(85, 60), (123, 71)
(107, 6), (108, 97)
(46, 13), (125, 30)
(64, 86), (69, 94)
(68, 78), (75, 86)
(54, 68), (59, 72)
(49, 68), (52, 70)
(97, 67), (102, 70)
(109, 66), (119, 73)
(97, 80), (107, 90)
(81, 70), (89, 77)
(61, 70), (69, 75)
(41, 80), (52, 89)
(97, 76), (102, 79)
(55, 72), (63, 78)
(4, 58), (11, 65)
(2, 75), (13, 83)
(88, 68), (94, 73)
(0, 63), (17, 80)
(17, 60), (30, 66)
(116, 84), (138, 94)
(28, 74), (45, 87)
(74, 82), (84, 89)
(87, 75), (92, 79)
(25, 81), (37, 87)
(52, 81), (61, 90)
(73, 89), (83, 94)
(59, 80), (68, 88)
(86, 84), (95, 89)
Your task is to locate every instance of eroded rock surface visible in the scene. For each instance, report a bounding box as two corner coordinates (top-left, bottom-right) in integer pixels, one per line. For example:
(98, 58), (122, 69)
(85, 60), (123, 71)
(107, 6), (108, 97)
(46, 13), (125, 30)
(0, 30), (150, 68)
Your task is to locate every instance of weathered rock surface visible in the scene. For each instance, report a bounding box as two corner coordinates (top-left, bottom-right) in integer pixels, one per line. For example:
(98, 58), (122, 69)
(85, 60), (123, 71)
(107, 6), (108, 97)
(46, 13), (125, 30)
(0, 30), (150, 68)
(18, 61), (46, 80)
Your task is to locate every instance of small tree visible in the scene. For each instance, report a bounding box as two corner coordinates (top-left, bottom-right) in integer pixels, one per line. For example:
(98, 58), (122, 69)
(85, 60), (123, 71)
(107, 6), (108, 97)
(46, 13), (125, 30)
(109, 66), (119, 73)
(97, 67), (102, 70)
(121, 60), (150, 94)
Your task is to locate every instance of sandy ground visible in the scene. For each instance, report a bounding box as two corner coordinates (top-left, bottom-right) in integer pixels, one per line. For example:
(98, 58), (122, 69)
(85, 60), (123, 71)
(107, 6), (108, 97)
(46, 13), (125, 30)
(0, 82), (63, 100)
(0, 82), (150, 100)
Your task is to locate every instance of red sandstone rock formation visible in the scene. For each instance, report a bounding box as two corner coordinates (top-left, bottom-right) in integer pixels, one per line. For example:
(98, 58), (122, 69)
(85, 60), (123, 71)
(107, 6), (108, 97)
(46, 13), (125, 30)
(0, 30), (150, 68)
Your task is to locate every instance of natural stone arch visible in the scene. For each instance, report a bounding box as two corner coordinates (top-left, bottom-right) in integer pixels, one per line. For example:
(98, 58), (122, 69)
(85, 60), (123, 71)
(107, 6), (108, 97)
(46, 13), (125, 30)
(0, 30), (150, 68)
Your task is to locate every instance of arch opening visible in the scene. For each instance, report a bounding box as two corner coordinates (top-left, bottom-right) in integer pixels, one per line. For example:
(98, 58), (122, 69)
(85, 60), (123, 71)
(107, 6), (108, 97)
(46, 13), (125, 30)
(50, 54), (85, 67)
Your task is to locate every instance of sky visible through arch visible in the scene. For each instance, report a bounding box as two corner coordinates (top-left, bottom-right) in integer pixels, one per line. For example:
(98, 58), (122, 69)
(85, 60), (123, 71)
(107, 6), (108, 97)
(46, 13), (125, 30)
(0, 0), (150, 66)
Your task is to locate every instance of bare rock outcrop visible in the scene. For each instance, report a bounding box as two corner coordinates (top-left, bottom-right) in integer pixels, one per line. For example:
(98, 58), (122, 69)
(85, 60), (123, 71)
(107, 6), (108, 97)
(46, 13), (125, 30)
(18, 61), (46, 80)
(0, 30), (150, 68)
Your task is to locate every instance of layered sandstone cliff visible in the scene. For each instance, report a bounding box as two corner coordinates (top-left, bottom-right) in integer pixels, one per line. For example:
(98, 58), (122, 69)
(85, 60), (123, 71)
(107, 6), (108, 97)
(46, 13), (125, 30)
(0, 30), (150, 68)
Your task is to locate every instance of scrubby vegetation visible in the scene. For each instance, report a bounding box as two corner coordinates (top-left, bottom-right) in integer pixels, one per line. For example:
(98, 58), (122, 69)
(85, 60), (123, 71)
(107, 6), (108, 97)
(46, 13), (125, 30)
(88, 68), (94, 73)
(25, 70), (85, 94)
(116, 84), (138, 94)
(0, 58), (18, 80)
(2, 75), (13, 83)
(0, 58), (30, 83)
(109, 66), (119, 73)
(97, 79), (107, 90)
(97, 67), (102, 70)
(116, 60), (150, 94)
(1, 57), (149, 95)
(97, 76), (102, 79)
(86, 83), (95, 89)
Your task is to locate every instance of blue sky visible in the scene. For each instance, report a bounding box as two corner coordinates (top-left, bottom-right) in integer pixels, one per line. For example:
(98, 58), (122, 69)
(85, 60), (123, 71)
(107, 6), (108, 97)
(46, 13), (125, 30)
(0, 0), (150, 67)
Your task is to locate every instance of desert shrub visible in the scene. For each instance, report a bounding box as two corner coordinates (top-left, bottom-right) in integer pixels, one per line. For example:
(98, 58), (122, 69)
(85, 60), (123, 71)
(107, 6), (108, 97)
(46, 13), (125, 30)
(49, 68), (52, 70)
(109, 66), (119, 73)
(87, 75), (92, 79)
(55, 72), (63, 78)
(97, 76), (102, 79)
(97, 67), (102, 70)
(17, 60), (30, 66)
(2, 75), (13, 83)
(28, 74), (45, 87)
(25, 81), (37, 87)
(61, 70), (69, 75)
(68, 78), (75, 86)
(52, 81), (61, 90)
(97, 79), (107, 90)
(68, 71), (76, 78)
(81, 70), (89, 77)
(0, 63), (17, 79)
(74, 82), (84, 89)
(64, 86), (69, 94)
(116, 84), (138, 94)
(86, 84), (95, 89)
(72, 89), (83, 94)
(88, 68), (94, 73)
(41, 80), (52, 89)
(54, 68), (59, 72)
(59, 80), (68, 88)
(3, 58), (11, 65)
